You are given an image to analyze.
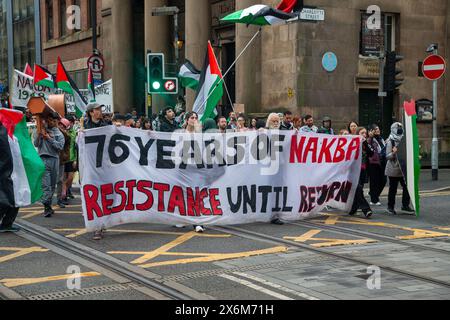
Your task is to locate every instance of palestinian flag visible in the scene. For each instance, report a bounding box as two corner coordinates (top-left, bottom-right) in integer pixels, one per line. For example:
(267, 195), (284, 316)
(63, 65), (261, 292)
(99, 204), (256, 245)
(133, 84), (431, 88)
(276, 0), (304, 13)
(398, 100), (421, 216)
(23, 63), (34, 77)
(34, 64), (55, 88)
(193, 42), (223, 122)
(88, 68), (96, 103)
(56, 57), (88, 118)
(221, 4), (296, 26)
(0, 108), (45, 208)
(56, 57), (72, 94)
(179, 60), (201, 91)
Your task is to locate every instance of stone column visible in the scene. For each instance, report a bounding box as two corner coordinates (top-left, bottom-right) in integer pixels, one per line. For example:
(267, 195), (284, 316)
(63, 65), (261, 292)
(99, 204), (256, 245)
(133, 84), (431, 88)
(111, 0), (133, 114)
(185, 0), (210, 111)
(235, 0), (261, 115)
(144, 0), (170, 113)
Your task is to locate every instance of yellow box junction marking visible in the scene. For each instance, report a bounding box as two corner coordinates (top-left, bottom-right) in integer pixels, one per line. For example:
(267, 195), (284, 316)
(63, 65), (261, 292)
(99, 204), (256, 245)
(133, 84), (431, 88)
(284, 230), (377, 248)
(0, 272), (100, 288)
(0, 247), (50, 263)
(54, 228), (232, 239)
(20, 205), (83, 219)
(107, 231), (288, 268)
(313, 214), (450, 240)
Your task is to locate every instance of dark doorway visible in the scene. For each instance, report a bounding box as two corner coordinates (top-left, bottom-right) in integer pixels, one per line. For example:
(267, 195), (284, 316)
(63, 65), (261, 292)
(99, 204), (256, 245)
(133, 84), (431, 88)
(221, 42), (235, 117)
(359, 89), (393, 137)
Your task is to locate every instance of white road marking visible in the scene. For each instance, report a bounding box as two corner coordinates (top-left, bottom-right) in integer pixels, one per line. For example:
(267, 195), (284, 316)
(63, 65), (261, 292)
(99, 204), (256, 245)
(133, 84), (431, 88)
(219, 274), (294, 300)
(233, 272), (320, 300)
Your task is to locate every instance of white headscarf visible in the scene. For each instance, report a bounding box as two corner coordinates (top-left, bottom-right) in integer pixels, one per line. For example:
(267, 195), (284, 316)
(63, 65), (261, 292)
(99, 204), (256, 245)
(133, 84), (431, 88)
(389, 122), (404, 144)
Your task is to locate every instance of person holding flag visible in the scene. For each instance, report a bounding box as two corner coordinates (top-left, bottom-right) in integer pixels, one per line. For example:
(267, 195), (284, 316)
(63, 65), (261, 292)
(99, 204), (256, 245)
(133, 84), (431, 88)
(34, 111), (65, 218)
(0, 108), (45, 231)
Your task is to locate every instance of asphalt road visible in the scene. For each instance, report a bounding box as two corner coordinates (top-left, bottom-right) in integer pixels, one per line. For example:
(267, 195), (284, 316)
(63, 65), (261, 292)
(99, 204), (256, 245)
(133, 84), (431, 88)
(1, 170), (449, 301)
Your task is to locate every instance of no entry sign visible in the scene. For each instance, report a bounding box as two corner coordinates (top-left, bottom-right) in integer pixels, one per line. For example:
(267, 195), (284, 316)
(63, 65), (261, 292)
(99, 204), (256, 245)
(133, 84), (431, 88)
(422, 55), (446, 81)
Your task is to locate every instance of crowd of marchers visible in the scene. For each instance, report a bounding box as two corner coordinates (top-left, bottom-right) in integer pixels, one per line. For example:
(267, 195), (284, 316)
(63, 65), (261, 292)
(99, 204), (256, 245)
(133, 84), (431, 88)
(0, 103), (414, 238)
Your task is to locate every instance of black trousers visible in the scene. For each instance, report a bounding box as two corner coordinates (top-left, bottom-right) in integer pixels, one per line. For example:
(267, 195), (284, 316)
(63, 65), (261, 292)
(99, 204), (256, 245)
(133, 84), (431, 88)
(0, 205), (19, 228)
(388, 177), (411, 209)
(351, 170), (371, 213)
(368, 164), (386, 203)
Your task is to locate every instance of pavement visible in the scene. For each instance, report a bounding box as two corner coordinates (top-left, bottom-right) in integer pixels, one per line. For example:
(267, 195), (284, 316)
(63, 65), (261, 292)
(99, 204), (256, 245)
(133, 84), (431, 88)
(0, 168), (449, 301)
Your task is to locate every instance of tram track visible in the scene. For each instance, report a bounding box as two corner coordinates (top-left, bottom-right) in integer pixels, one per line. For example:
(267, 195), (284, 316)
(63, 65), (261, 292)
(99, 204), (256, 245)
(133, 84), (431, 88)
(214, 225), (450, 290)
(289, 219), (450, 256)
(13, 219), (201, 301)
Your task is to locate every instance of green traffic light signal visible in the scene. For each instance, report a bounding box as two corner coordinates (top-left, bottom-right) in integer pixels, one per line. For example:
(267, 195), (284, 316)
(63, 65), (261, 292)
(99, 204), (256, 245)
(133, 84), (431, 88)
(147, 53), (178, 95)
(152, 81), (161, 90)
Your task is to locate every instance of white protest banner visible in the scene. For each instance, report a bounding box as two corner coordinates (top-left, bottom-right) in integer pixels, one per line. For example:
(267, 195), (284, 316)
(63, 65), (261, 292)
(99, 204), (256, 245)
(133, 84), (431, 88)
(95, 80), (113, 114)
(10, 70), (54, 108)
(65, 80), (113, 114)
(78, 128), (362, 232)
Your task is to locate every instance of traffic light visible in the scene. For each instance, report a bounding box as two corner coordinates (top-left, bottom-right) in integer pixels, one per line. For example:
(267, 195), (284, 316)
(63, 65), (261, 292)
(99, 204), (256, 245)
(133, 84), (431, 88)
(147, 53), (178, 95)
(384, 51), (404, 92)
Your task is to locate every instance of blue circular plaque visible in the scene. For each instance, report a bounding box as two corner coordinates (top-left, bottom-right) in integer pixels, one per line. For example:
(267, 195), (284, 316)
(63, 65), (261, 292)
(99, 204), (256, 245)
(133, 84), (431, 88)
(322, 52), (338, 72)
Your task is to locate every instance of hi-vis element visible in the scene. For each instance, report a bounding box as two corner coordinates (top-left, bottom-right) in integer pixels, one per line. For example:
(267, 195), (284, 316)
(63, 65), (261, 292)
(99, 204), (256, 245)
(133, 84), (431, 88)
(147, 53), (178, 95)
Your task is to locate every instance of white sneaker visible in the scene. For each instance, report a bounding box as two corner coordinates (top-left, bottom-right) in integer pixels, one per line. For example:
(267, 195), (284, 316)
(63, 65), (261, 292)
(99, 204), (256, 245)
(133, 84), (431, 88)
(174, 225), (186, 228)
(370, 202), (382, 206)
(195, 226), (205, 233)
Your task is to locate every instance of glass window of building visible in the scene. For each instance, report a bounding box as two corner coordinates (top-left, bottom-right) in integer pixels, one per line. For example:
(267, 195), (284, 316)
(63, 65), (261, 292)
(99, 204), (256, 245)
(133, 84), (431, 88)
(60, 0), (67, 36)
(87, 0), (91, 29)
(360, 12), (397, 56)
(69, 69), (87, 89)
(0, 0), (8, 86)
(12, 0), (36, 71)
(47, 0), (53, 40)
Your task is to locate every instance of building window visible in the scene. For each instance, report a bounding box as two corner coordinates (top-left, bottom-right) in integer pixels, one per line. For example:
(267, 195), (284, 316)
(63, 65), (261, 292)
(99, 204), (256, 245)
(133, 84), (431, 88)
(72, 0), (81, 31)
(360, 12), (397, 56)
(87, 0), (91, 29)
(0, 0), (8, 85)
(59, 0), (67, 37)
(46, 0), (53, 40)
(12, 0), (36, 71)
(69, 69), (87, 88)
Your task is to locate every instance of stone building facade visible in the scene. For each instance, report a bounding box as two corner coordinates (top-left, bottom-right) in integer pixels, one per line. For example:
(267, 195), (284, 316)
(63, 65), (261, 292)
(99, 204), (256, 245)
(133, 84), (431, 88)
(40, 0), (104, 87)
(50, 0), (450, 164)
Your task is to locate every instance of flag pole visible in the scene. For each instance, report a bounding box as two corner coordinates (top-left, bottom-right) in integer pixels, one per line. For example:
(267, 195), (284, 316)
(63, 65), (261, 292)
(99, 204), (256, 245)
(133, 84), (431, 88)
(222, 80), (235, 112)
(196, 28), (262, 114)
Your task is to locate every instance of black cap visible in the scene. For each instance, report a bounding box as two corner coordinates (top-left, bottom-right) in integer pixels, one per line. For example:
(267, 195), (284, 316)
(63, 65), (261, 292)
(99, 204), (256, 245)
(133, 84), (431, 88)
(48, 111), (60, 120)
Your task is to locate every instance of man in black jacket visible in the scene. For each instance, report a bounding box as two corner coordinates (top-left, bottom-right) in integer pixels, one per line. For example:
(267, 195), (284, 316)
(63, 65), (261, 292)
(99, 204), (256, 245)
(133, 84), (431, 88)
(280, 111), (294, 131)
(159, 107), (179, 133)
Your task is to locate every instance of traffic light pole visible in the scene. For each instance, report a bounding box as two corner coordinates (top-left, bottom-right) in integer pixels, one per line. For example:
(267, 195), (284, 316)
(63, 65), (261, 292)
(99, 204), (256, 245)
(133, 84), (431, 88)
(379, 52), (386, 134)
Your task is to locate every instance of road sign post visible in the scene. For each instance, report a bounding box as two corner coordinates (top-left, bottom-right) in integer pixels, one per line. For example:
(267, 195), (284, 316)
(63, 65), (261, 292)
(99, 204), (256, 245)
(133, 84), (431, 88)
(422, 53), (446, 181)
